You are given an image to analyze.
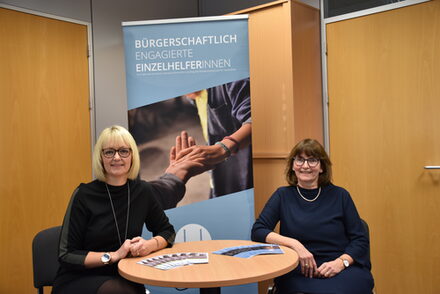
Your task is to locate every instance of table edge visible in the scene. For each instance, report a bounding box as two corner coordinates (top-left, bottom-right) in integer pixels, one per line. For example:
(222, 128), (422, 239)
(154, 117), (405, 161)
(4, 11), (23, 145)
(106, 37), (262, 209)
(118, 240), (299, 288)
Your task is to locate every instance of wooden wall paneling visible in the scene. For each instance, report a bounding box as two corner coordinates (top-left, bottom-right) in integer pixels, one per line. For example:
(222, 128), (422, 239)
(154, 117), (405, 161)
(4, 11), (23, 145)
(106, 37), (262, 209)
(253, 159), (288, 216)
(290, 2), (323, 144)
(245, 0), (296, 157)
(0, 8), (92, 294)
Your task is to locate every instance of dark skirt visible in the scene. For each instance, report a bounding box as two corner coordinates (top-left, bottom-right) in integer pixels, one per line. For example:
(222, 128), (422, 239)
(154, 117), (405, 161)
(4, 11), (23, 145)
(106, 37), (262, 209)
(275, 265), (374, 294)
(52, 267), (145, 294)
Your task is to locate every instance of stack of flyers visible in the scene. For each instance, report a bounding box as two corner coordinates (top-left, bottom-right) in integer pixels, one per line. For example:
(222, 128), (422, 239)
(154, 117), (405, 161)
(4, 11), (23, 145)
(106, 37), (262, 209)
(138, 252), (209, 270)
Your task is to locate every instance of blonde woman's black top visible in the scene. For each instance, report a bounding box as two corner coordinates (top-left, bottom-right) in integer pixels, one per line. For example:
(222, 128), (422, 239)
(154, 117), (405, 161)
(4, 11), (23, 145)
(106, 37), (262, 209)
(52, 177), (179, 294)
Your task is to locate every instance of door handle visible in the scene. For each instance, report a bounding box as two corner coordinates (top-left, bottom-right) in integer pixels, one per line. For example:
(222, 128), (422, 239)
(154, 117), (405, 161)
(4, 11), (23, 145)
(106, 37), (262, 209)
(424, 166), (440, 169)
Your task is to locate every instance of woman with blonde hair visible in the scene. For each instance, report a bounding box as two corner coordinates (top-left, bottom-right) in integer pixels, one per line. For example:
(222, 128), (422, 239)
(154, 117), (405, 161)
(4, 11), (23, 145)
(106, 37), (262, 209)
(53, 125), (205, 294)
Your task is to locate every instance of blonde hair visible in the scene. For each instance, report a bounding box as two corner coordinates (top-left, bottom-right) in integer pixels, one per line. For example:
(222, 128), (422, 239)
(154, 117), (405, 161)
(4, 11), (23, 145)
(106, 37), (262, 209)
(92, 125), (140, 182)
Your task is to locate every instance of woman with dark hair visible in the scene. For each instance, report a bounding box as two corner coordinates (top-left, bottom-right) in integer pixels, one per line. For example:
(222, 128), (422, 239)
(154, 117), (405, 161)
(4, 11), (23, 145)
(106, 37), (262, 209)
(251, 138), (374, 294)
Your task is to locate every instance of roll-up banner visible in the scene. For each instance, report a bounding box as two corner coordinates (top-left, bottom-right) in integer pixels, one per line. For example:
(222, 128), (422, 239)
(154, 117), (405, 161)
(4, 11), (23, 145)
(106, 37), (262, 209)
(123, 15), (256, 294)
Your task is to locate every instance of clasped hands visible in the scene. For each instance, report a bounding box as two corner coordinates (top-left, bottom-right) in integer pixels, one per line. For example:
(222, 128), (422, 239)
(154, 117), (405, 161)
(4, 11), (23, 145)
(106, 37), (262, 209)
(293, 241), (345, 279)
(113, 236), (157, 262)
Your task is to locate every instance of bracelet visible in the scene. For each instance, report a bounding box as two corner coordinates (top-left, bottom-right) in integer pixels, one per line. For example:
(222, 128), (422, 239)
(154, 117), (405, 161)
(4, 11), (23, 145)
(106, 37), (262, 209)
(223, 136), (239, 153)
(152, 237), (159, 250)
(215, 141), (231, 158)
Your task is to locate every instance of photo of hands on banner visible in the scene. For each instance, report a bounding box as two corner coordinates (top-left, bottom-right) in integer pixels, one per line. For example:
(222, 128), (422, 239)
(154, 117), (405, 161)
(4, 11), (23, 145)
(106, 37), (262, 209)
(128, 77), (253, 208)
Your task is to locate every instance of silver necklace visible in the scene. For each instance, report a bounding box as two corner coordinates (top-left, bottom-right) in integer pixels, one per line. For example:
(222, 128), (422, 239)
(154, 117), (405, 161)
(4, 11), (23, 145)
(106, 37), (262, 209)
(105, 181), (130, 246)
(296, 186), (321, 202)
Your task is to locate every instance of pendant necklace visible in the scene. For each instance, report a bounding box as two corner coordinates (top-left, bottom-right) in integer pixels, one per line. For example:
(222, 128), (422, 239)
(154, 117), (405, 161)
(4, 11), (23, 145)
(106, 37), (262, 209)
(296, 185), (321, 202)
(105, 181), (130, 246)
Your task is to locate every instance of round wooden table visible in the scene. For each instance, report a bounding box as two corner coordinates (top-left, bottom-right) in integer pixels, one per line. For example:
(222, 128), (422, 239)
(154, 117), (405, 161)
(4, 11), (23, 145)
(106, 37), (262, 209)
(118, 240), (298, 294)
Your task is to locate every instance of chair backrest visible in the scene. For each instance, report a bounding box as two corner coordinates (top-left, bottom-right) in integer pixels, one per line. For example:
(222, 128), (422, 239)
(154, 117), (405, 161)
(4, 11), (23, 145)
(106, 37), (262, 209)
(32, 226), (61, 293)
(360, 218), (372, 268)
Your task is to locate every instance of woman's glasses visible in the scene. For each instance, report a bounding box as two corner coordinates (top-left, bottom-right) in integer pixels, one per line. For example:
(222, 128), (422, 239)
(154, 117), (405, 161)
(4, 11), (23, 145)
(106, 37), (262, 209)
(102, 148), (132, 158)
(293, 157), (320, 167)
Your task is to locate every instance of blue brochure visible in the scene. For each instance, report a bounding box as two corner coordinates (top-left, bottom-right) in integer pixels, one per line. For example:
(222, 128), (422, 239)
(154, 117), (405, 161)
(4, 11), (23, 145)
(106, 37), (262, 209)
(213, 244), (284, 258)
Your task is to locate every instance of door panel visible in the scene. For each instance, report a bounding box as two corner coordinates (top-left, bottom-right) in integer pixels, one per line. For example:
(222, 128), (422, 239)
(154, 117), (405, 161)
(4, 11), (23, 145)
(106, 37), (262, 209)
(327, 2), (440, 293)
(0, 8), (92, 294)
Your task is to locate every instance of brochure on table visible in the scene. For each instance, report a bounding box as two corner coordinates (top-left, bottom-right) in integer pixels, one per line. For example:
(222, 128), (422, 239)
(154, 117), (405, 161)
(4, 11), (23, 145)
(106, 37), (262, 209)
(213, 244), (284, 258)
(138, 252), (209, 270)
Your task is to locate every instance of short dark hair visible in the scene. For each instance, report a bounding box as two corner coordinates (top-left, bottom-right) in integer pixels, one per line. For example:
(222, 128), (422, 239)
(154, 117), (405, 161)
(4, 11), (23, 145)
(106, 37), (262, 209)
(285, 138), (332, 186)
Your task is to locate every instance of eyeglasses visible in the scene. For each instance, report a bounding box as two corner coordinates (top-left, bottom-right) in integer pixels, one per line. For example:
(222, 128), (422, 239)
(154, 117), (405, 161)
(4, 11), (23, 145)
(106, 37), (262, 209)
(102, 148), (132, 158)
(293, 157), (320, 167)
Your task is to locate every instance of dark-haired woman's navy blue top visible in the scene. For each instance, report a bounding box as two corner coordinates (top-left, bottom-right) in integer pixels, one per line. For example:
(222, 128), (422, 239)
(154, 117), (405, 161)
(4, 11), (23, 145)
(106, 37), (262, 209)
(251, 184), (374, 294)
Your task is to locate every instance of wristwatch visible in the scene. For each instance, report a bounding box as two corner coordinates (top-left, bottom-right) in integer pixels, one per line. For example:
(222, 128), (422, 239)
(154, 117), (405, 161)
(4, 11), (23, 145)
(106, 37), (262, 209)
(101, 252), (112, 265)
(339, 257), (350, 268)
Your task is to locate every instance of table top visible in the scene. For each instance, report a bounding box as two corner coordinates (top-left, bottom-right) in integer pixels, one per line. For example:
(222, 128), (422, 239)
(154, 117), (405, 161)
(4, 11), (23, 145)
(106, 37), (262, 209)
(118, 240), (298, 288)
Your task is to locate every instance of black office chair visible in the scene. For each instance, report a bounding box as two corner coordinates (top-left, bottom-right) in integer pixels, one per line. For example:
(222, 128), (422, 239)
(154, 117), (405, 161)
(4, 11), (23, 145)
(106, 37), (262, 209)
(267, 219), (373, 294)
(360, 219), (371, 262)
(32, 226), (62, 294)
(360, 219), (376, 294)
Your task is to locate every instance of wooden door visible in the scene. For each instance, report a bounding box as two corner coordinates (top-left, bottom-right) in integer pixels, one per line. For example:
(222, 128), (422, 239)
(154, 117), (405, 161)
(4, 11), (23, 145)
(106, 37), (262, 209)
(0, 8), (92, 294)
(326, 1), (440, 293)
